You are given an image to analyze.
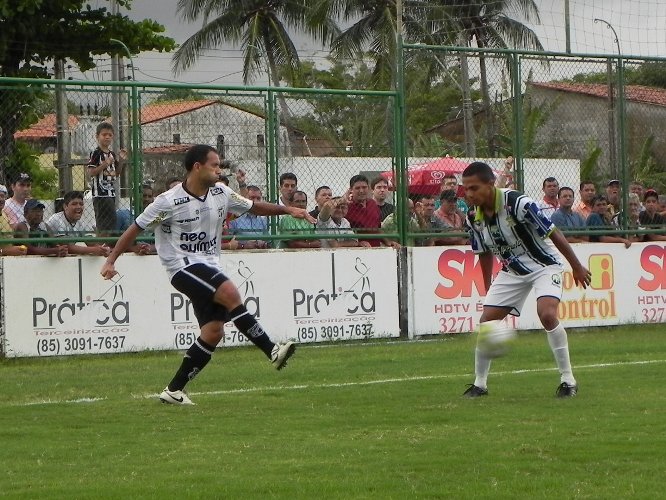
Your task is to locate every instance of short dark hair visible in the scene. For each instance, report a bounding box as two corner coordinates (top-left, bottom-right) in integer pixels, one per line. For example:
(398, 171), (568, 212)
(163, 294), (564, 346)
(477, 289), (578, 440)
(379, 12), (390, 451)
(96, 122), (114, 136)
(462, 162), (495, 183)
(279, 172), (297, 186)
(644, 189), (659, 202)
(542, 177), (558, 188)
(219, 175), (229, 185)
(580, 180), (595, 190)
(63, 190), (84, 205)
(370, 176), (388, 189)
(591, 195), (608, 205)
(440, 189), (457, 202)
(290, 190), (307, 202)
(184, 144), (217, 172)
(247, 185), (262, 194)
(315, 185), (331, 197)
(349, 174), (369, 188)
(558, 187), (574, 197)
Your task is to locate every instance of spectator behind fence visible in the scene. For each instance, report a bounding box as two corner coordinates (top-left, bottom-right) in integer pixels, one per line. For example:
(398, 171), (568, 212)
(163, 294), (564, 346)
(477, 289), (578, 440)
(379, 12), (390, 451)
(87, 123), (126, 236)
(309, 185), (332, 219)
(279, 191), (319, 249)
(550, 187), (588, 243)
(371, 176), (394, 222)
(381, 198), (421, 246)
(415, 195), (451, 246)
(574, 180), (596, 220)
(495, 156), (515, 189)
(0, 185), (28, 257)
(640, 189), (666, 228)
(115, 184), (157, 255)
(117, 184), (154, 232)
(605, 179), (621, 225)
(3, 172), (32, 229)
(228, 185), (269, 249)
(437, 173), (468, 214)
(47, 191), (111, 256)
(165, 176), (182, 192)
(585, 194), (631, 248)
(630, 181), (645, 211)
(434, 190), (468, 245)
(278, 172), (297, 206)
(658, 194), (666, 218)
(15, 199), (68, 257)
(316, 196), (367, 248)
(628, 192), (666, 242)
(346, 174), (399, 248)
(537, 176), (559, 218)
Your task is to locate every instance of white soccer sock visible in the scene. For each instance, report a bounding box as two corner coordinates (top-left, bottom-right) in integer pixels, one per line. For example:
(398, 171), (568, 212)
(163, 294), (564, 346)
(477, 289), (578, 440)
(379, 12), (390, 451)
(546, 323), (576, 385)
(473, 348), (492, 389)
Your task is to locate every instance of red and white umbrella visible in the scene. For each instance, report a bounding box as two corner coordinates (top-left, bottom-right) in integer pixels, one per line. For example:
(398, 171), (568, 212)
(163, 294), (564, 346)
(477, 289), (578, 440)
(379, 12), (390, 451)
(381, 156), (470, 195)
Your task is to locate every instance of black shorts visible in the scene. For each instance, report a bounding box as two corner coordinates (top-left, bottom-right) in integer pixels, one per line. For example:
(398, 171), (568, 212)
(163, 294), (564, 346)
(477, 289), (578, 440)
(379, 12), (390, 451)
(170, 263), (230, 327)
(93, 197), (117, 232)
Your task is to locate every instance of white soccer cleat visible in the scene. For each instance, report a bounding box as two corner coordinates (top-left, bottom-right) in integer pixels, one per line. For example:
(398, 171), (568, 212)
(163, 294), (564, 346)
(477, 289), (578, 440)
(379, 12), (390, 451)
(271, 342), (296, 370)
(159, 387), (195, 405)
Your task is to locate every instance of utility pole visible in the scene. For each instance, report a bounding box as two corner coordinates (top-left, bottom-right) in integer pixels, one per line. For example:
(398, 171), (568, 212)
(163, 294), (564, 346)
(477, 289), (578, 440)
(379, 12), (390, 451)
(110, 0), (124, 196)
(54, 58), (72, 195)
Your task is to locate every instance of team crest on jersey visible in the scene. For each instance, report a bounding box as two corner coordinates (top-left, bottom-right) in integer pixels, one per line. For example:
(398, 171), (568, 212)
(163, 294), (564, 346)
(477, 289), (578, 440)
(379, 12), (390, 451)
(150, 211), (169, 225)
(174, 196), (190, 206)
(211, 187), (224, 195)
(551, 274), (561, 287)
(162, 224), (171, 234)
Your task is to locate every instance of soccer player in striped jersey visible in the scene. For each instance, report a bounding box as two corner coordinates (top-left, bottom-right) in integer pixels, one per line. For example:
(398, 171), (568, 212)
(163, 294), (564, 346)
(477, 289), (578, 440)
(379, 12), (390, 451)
(101, 144), (315, 405)
(461, 162), (592, 398)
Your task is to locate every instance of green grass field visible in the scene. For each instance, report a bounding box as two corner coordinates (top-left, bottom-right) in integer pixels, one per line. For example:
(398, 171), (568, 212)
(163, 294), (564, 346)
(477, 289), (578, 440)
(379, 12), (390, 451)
(2, 325), (665, 499)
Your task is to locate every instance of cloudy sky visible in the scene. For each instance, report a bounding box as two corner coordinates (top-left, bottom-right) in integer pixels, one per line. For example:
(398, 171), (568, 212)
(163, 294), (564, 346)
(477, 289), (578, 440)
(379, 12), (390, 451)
(76, 0), (666, 85)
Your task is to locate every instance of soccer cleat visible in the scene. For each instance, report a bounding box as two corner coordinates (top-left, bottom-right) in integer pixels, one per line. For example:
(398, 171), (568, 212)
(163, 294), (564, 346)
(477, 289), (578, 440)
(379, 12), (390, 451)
(555, 382), (578, 398)
(462, 384), (488, 398)
(159, 387), (195, 405)
(271, 342), (296, 370)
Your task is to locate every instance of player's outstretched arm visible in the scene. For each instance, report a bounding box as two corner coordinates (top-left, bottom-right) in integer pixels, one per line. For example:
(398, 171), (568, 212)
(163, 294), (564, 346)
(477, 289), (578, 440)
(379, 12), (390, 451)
(550, 229), (592, 289)
(250, 201), (316, 223)
(100, 223), (143, 280)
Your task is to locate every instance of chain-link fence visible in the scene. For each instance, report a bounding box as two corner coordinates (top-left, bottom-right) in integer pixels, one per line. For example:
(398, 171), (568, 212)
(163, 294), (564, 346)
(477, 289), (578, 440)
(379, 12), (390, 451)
(0, 79), (402, 248)
(3, 47), (666, 247)
(402, 44), (666, 238)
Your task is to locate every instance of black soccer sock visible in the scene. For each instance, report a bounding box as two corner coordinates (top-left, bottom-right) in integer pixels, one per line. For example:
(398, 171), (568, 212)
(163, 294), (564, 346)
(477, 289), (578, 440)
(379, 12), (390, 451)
(229, 305), (275, 358)
(167, 337), (215, 391)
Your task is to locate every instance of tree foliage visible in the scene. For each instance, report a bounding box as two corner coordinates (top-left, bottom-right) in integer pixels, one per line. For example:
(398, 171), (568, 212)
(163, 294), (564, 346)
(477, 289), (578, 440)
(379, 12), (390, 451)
(0, 0), (175, 183)
(286, 57), (469, 156)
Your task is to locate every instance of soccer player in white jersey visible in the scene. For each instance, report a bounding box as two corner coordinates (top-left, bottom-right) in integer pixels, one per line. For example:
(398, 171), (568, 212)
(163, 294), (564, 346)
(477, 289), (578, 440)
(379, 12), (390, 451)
(461, 162), (592, 398)
(100, 144), (316, 405)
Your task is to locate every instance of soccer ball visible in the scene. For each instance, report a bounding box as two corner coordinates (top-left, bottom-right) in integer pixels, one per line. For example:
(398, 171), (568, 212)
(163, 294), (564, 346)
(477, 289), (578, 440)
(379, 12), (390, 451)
(476, 320), (517, 358)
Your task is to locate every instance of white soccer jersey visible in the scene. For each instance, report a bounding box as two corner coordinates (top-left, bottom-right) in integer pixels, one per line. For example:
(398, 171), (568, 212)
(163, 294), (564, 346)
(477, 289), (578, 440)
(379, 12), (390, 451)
(465, 188), (562, 275)
(135, 182), (252, 278)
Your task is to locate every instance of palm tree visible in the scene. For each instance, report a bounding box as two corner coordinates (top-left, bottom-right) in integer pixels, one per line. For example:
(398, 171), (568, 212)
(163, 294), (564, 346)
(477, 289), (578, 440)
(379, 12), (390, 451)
(327, 0), (437, 90)
(454, 0), (544, 156)
(173, 0), (337, 124)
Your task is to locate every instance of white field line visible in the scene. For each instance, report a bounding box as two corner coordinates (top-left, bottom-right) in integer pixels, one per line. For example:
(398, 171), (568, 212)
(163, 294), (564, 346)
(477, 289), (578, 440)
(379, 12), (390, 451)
(7, 358), (665, 407)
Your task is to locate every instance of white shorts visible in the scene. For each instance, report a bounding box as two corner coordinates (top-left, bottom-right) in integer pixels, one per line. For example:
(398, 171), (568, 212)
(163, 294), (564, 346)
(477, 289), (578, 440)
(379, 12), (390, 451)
(484, 265), (563, 316)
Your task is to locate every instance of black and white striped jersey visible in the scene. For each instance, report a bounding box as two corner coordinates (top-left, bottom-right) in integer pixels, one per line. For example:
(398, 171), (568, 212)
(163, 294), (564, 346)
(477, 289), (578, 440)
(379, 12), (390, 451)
(135, 182), (253, 278)
(465, 188), (562, 275)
